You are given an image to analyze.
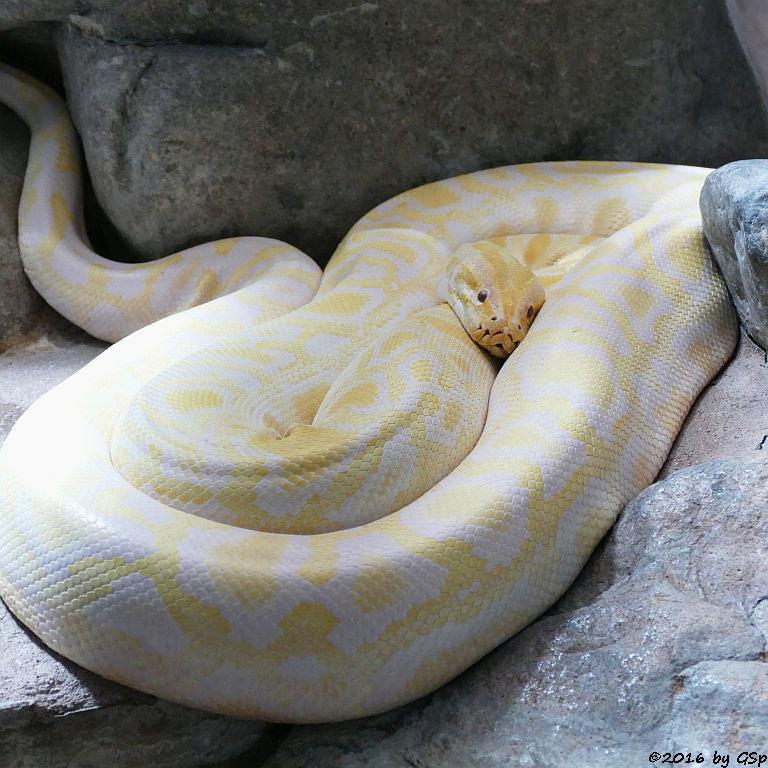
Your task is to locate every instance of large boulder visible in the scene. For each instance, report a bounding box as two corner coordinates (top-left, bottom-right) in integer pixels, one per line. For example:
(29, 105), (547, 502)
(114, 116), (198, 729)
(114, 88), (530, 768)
(0, 102), (40, 344)
(701, 160), (768, 351)
(728, 0), (768, 110)
(0, 0), (766, 267)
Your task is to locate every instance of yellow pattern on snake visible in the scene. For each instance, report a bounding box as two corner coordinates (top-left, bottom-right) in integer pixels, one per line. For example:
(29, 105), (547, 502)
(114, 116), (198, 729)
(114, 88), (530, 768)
(0, 63), (738, 722)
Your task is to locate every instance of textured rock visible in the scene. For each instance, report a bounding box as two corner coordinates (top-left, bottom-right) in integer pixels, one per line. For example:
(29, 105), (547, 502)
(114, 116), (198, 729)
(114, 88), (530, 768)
(0, 24), (68, 345)
(0, 321), (106, 445)
(1, 0), (766, 265)
(260, 455), (768, 766)
(0, 103), (40, 344)
(701, 160), (768, 351)
(728, 0), (768, 110)
(659, 330), (768, 478)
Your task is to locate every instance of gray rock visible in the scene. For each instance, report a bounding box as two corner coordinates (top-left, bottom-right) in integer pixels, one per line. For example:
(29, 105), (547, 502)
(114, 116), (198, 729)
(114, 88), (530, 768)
(1, 0), (766, 265)
(0, 320), (107, 445)
(701, 160), (768, 351)
(0, 103), (41, 344)
(728, 0), (768, 111)
(659, 330), (768, 478)
(261, 455), (768, 766)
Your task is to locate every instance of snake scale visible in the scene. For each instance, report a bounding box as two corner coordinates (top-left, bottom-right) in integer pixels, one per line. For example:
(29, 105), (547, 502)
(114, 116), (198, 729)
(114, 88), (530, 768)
(0, 63), (738, 722)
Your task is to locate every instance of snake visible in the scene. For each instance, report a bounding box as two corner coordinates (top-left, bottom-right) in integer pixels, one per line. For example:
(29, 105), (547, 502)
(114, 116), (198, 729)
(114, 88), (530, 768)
(0, 62), (738, 722)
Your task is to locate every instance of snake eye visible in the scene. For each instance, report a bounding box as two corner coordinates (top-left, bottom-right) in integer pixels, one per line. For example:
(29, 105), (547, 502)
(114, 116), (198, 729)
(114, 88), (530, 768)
(477, 289), (488, 303)
(527, 304), (535, 319)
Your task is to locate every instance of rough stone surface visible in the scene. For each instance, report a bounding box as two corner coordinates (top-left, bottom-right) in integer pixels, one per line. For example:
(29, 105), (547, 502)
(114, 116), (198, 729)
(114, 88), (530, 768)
(0, 317), (106, 446)
(0, 102), (41, 344)
(260, 455), (768, 766)
(1, 0), (766, 265)
(728, 0), (768, 111)
(701, 159), (768, 351)
(658, 329), (768, 478)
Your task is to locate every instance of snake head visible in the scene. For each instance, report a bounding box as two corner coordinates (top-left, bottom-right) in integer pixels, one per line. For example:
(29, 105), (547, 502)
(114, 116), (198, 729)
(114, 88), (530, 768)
(441, 242), (545, 358)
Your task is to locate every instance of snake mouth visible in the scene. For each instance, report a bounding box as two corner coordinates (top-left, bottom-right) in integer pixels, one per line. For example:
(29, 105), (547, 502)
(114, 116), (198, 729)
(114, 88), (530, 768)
(470, 325), (487, 342)
(471, 325), (516, 357)
(489, 332), (515, 356)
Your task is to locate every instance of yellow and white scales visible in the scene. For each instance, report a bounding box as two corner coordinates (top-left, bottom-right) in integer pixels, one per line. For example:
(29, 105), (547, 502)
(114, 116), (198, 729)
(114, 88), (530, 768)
(0, 64), (737, 722)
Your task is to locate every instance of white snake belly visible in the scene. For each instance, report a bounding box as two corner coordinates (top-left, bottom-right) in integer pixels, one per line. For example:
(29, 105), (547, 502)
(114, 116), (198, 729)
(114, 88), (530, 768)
(0, 63), (738, 721)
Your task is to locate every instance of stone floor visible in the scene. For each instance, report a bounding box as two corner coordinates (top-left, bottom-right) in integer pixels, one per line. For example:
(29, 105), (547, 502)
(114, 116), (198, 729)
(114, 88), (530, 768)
(657, 327), (768, 478)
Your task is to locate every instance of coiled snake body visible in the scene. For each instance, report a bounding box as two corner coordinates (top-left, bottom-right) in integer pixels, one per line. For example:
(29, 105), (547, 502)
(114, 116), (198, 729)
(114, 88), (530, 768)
(0, 64), (738, 721)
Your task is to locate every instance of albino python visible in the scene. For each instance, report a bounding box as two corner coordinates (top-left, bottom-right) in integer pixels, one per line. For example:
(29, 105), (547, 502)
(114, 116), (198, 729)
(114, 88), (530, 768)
(0, 63), (738, 722)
